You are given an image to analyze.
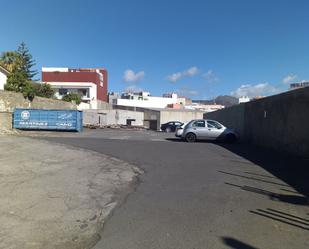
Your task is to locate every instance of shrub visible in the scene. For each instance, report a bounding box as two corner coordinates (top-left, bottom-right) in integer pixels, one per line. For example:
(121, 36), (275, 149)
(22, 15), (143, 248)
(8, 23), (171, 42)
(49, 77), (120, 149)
(62, 93), (82, 105)
(32, 83), (54, 98)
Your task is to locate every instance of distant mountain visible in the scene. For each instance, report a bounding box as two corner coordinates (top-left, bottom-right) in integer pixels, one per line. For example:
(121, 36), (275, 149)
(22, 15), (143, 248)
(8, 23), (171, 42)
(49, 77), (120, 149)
(193, 95), (238, 107)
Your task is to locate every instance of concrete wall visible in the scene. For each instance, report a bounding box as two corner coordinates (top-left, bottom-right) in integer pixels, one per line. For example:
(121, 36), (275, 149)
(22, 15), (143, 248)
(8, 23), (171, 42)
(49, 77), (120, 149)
(205, 87), (309, 158)
(143, 109), (161, 130)
(97, 100), (113, 110)
(84, 106), (205, 130)
(160, 110), (204, 125)
(0, 90), (76, 131)
(203, 104), (245, 138)
(143, 109), (204, 130)
(83, 109), (144, 126)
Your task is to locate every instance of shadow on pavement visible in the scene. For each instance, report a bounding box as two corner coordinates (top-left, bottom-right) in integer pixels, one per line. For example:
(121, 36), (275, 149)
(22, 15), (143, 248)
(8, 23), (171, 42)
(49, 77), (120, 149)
(165, 138), (217, 143)
(219, 171), (290, 187)
(242, 171), (276, 179)
(217, 143), (309, 198)
(165, 138), (183, 142)
(249, 208), (309, 231)
(225, 182), (308, 206)
(221, 237), (259, 249)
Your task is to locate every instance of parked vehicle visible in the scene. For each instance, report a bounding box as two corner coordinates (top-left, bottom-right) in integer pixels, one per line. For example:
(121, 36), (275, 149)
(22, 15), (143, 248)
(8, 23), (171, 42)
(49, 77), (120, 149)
(175, 122), (187, 137)
(161, 121), (183, 132)
(181, 119), (238, 143)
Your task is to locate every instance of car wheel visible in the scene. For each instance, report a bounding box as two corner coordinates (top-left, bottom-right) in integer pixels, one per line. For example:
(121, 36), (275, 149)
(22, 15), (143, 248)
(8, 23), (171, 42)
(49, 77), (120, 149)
(166, 127), (171, 133)
(185, 132), (196, 142)
(225, 133), (236, 143)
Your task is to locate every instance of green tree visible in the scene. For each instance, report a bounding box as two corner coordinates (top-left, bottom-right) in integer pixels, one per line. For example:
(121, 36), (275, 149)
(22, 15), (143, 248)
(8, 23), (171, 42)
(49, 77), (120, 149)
(0, 51), (20, 72)
(4, 70), (28, 92)
(4, 71), (36, 100)
(21, 82), (36, 100)
(17, 42), (37, 80)
(0, 42), (37, 78)
(1, 42), (42, 100)
(62, 93), (82, 105)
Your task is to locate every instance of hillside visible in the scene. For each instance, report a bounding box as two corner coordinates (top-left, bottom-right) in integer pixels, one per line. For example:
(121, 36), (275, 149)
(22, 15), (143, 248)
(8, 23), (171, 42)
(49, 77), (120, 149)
(192, 95), (238, 107)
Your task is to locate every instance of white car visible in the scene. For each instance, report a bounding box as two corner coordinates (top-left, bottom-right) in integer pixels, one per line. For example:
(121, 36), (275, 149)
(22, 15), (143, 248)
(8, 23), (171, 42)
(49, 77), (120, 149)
(181, 119), (238, 143)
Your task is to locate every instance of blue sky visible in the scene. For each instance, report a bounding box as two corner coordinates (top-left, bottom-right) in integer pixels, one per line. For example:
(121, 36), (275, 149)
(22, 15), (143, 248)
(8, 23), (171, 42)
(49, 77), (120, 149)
(1, 0), (308, 99)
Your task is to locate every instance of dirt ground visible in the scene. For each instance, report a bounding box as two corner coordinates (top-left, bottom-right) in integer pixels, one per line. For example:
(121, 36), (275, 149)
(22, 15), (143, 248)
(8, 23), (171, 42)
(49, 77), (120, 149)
(0, 135), (141, 249)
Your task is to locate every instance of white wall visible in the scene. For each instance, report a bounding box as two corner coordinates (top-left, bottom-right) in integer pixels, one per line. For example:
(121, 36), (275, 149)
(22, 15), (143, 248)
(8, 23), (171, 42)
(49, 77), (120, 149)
(116, 96), (178, 109)
(83, 109), (144, 126)
(46, 81), (98, 109)
(160, 110), (204, 125)
(42, 67), (69, 72)
(0, 71), (7, 90)
(77, 102), (91, 110)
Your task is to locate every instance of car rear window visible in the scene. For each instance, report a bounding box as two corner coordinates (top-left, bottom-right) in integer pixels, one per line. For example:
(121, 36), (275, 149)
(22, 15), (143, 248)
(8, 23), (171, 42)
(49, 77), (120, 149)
(207, 120), (222, 129)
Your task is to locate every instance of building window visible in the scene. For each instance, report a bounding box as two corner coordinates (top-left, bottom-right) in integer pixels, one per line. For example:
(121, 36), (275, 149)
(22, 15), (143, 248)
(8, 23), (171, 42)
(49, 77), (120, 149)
(77, 89), (89, 98)
(59, 89), (68, 96)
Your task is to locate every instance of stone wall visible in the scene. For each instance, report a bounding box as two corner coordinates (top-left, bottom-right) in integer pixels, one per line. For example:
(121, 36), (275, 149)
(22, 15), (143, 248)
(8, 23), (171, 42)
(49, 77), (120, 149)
(0, 112), (13, 133)
(205, 87), (309, 158)
(0, 90), (76, 131)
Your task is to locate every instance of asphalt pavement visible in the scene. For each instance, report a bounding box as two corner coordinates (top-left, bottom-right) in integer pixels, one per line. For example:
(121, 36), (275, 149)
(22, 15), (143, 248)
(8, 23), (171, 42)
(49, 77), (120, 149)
(42, 129), (309, 249)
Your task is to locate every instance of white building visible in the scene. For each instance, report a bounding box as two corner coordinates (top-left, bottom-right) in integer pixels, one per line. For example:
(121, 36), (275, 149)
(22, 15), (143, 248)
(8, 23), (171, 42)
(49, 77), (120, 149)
(113, 91), (182, 109)
(48, 81), (98, 109)
(239, 96), (250, 104)
(0, 66), (9, 90)
(42, 67), (108, 110)
(185, 103), (225, 112)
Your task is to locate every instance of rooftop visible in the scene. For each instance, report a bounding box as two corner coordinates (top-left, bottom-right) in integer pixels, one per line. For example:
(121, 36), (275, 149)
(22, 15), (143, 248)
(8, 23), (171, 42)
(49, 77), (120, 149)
(42, 67), (106, 72)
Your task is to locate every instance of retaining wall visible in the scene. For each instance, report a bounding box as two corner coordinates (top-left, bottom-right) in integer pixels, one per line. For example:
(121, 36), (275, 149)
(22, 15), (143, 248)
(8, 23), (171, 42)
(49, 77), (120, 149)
(205, 87), (309, 158)
(0, 91), (76, 131)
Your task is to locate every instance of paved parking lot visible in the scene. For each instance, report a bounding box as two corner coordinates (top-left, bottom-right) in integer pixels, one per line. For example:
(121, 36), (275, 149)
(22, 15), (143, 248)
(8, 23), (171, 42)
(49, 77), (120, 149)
(21, 128), (175, 141)
(41, 129), (309, 249)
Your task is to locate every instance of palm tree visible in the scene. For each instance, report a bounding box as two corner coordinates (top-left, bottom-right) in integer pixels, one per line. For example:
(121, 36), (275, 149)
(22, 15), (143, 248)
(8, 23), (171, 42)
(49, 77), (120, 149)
(0, 51), (20, 72)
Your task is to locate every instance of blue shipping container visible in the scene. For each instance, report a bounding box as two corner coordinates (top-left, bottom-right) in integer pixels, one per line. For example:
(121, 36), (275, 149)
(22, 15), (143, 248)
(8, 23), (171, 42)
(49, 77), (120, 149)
(13, 108), (83, 132)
